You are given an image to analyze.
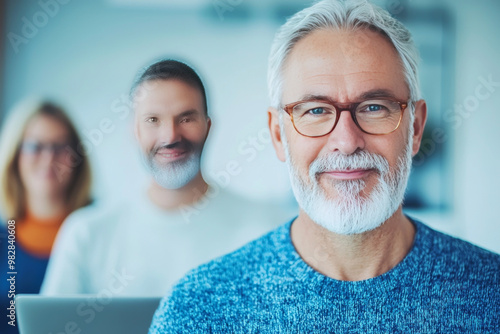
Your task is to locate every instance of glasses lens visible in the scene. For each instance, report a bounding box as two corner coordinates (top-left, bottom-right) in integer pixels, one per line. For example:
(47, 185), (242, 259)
(52, 143), (69, 155)
(355, 100), (402, 134)
(292, 101), (336, 136)
(20, 141), (70, 156)
(20, 142), (42, 154)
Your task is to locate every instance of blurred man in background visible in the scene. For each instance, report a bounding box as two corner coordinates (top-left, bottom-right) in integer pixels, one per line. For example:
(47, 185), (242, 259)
(149, 1), (500, 333)
(41, 59), (284, 296)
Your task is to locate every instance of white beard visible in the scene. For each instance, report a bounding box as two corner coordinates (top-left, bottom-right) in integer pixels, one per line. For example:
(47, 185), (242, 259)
(146, 150), (201, 190)
(283, 129), (413, 235)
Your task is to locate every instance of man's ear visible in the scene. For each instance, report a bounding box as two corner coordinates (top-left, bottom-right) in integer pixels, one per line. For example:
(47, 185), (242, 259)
(411, 99), (428, 156)
(268, 107), (286, 162)
(205, 116), (212, 141)
(133, 117), (140, 141)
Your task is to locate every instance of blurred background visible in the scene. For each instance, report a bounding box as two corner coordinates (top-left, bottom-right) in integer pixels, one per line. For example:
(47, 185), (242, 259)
(1, 0), (499, 252)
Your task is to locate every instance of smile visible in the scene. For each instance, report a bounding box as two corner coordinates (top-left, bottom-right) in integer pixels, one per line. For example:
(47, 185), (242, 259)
(322, 169), (375, 180)
(155, 149), (188, 162)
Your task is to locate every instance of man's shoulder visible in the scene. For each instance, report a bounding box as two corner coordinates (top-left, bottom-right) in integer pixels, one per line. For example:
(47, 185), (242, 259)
(149, 221), (293, 331)
(181, 220), (291, 284)
(60, 201), (128, 237)
(415, 219), (500, 275)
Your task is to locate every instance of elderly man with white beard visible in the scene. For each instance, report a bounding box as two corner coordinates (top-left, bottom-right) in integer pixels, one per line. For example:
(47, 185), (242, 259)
(41, 60), (282, 297)
(149, 1), (500, 333)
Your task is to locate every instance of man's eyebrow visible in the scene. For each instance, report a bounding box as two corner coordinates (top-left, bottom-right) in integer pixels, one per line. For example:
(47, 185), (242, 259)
(357, 89), (400, 100)
(141, 111), (160, 117)
(299, 94), (335, 103)
(176, 109), (199, 118)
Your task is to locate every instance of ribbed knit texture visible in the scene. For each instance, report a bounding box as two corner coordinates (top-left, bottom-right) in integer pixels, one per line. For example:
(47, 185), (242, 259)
(149, 218), (500, 333)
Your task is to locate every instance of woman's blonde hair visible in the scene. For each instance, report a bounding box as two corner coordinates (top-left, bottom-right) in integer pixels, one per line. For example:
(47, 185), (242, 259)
(0, 98), (92, 221)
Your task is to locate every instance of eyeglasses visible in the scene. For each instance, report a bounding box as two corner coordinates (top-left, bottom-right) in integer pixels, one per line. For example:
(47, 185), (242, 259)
(282, 98), (409, 137)
(20, 141), (70, 156)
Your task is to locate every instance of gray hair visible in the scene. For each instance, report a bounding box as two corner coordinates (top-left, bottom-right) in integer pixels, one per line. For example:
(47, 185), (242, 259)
(268, 0), (421, 109)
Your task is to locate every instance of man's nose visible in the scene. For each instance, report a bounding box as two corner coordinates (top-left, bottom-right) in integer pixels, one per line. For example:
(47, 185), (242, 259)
(325, 110), (366, 155)
(158, 121), (182, 145)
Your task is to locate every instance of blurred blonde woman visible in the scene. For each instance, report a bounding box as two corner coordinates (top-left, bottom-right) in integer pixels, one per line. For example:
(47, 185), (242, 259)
(0, 99), (91, 333)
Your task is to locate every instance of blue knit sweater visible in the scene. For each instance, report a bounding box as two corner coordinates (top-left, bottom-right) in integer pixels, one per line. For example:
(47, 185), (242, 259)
(149, 218), (500, 333)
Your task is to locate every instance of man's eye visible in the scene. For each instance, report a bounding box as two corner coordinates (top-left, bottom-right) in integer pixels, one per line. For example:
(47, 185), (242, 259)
(368, 105), (382, 111)
(307, 107), (325, 115)
(364, 104), (388, 112)
(180, 116), (198, 123)
(146, 117), (158, 123)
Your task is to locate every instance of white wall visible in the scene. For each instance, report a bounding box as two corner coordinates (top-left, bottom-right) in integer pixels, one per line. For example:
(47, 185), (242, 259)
(445, 0), (500, 253)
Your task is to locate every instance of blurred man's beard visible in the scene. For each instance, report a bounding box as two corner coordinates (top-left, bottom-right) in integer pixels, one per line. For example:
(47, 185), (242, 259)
(145, 146), (201, 190)
(283, 134), (413, 235)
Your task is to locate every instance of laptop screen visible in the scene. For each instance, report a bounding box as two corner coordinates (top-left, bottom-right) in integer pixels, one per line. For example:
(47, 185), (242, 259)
(16, 294), (161, 334)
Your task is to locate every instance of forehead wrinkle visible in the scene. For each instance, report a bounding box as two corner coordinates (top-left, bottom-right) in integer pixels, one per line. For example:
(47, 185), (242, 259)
(300, 71), (388, 89)
(297, 72), (397, 102)
(306, 71), (388, 78)
(282, 29), (408, 105)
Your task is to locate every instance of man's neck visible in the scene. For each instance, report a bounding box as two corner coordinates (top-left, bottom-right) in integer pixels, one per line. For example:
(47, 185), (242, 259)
(147, 173), (209, 211)
(290, 207), (415, 281)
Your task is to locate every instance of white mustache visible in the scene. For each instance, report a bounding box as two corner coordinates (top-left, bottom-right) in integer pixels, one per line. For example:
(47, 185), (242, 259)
(309, 151), (390, 179)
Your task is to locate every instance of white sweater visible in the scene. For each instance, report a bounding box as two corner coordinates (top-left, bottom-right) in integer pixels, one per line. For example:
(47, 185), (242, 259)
(41, 187), (290, 297)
